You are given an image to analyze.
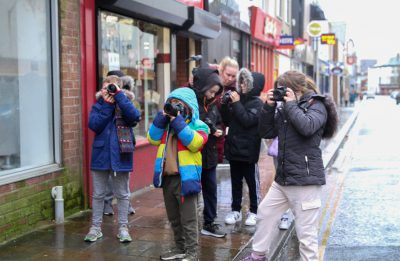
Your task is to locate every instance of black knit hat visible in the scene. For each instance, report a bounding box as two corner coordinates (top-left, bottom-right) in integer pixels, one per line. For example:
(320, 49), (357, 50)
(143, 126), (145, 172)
(107, 70), (124, 77)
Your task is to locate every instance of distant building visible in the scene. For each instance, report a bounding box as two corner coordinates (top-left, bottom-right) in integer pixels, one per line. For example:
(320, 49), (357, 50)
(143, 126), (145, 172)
(360, 59), (377, 74)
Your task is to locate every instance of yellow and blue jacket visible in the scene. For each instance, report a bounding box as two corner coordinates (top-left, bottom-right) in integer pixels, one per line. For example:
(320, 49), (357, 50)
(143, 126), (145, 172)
(147, 87), (209, 196)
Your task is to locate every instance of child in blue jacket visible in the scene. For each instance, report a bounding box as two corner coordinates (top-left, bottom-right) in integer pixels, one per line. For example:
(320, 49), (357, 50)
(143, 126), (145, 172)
(84, 75), (141, 243)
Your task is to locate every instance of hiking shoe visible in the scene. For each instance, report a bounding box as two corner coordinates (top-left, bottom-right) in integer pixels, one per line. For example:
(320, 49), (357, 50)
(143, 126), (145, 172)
(225, 211), (242, 225)
(117, 224), (132, 243)
(84, 226), (103, 242)
(201, 222), (226, 238)
(278, 215), (290, 230)
(245, 212), (257, 226)
(181, 253), (198, 261)
(160, 248), (186, 260)
(103, 201), (114, 216)
(241, 253), (267, 261)
(128, 205), (136, 215)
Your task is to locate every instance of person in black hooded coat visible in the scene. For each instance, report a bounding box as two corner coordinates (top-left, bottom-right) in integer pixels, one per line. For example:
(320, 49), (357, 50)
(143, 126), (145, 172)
(220, 68), (264, 227)
(192, 67), (227, 238)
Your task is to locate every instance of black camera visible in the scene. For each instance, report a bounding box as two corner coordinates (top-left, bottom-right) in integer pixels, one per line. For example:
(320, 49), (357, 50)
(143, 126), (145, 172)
(203, 117), (217, 133)
(107, 83), (118, 94)
(272, 86), (287, 101)
(221, 90), (233, 104)
(164, 102), (186, 117)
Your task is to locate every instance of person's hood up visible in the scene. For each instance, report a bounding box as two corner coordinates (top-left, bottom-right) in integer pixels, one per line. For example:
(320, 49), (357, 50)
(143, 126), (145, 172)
(167, 87), (199, 123)
(236, 68), (264, 97)
(192, 67), (223, 98)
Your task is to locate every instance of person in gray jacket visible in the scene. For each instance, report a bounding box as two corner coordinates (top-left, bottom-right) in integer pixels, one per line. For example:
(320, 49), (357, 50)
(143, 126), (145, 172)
(242, 70), (338, 261)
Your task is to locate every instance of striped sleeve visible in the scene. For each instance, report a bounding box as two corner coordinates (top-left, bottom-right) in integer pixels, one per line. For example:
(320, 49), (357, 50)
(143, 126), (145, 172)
(147, 124), (164, 146)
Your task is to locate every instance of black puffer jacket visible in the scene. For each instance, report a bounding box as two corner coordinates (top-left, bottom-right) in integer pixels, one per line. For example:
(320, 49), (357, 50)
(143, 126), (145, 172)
(221, 69), (264, 163)
(258, 91), (328, 186)
(193, 67), (223, 169)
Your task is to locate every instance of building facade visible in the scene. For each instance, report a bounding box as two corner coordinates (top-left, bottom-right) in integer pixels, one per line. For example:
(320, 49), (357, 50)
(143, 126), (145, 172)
(0, 0), (222, 243)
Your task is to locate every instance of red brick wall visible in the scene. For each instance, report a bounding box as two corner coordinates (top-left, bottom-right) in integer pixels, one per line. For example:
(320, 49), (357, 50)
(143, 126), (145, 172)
(0, 0), (84, 244)
(60, 0), (82, 173)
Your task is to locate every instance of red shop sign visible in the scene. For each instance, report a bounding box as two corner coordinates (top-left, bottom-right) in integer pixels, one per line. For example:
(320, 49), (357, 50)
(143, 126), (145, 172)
(175, 0), (204, 9)
(250, 6), (282, 47)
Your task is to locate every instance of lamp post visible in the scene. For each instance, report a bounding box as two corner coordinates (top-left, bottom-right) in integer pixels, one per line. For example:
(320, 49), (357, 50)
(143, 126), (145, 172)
(345, 39), (357, 91)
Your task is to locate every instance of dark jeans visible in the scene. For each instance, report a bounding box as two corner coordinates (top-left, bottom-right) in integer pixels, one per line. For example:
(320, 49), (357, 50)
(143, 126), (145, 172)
(229, 160), (260, 214)
(201, 167), (217, 224)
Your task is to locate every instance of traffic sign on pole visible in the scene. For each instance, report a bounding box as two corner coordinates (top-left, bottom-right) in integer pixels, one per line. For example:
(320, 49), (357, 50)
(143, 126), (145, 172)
(307, 21), (323, 37)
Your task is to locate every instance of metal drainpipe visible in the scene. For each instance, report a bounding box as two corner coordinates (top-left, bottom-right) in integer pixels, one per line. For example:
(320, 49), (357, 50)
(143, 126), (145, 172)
(51, 186), (64, 224)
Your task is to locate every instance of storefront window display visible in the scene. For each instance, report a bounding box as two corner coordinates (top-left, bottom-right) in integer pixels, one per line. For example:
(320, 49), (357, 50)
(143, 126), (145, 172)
(98, 11), (168, 140)
(0, 0), (56, 176)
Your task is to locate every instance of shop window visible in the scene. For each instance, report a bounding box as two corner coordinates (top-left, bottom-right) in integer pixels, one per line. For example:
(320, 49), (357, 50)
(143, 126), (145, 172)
(98, 11), (169, 140)
(0, 0), (60, 182)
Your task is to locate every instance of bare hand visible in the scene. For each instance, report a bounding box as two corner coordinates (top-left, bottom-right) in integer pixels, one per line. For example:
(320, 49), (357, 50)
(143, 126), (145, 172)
(284, 88), (296, 102)
(259, 92), (268, 103)
(101, 86), (115, 103)
(230, 91), (240, 103)
(264, 89), (276, 106)
(213, 129), (223, 137)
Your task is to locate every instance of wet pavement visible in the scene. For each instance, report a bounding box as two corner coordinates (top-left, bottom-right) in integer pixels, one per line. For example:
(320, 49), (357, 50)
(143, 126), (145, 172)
(0, 105), (356, 261)
(321, 97), (400, 261)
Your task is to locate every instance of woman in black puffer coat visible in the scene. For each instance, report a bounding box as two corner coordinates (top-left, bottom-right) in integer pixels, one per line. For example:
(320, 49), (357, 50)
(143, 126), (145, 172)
(243, 71), (338, 261)
(220, 68), (264, 227)
(192, 67), (227, 238)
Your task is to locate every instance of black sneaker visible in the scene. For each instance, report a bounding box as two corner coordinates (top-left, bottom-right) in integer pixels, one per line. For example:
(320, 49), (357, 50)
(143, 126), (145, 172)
(200, 222), (226, 238)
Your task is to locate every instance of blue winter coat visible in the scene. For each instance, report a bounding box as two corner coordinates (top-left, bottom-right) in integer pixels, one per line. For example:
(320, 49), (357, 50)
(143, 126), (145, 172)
(89, 90), (141, 172)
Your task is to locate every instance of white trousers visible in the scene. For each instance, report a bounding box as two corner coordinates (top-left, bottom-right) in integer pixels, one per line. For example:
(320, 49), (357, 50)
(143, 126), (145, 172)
(252, 181), (322, 261)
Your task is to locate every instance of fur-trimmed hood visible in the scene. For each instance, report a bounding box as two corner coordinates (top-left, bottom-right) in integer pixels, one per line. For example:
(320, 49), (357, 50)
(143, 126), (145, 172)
(95, 89), (135, 101)
(236, 68), (264, 97)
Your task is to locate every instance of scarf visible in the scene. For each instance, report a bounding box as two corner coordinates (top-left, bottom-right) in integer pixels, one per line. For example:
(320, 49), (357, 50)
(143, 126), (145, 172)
(115, 105), (135, 153)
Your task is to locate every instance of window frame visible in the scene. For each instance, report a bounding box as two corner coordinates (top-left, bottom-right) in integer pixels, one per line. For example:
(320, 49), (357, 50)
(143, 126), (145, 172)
(0, 0), (62, 186)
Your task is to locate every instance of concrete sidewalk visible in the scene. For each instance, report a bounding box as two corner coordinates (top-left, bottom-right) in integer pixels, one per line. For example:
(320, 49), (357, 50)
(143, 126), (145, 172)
(0, 105), (358, 261)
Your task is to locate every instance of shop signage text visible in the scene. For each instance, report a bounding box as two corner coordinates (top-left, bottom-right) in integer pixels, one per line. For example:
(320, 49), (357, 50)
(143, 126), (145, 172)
(250, 6), (282, 47)
(278, 35), (294, 49)
(320, 33), (336, 45)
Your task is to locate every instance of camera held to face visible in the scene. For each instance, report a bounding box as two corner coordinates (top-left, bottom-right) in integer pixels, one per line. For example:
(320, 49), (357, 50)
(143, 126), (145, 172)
(272, 86), (287, 102)
(164, 102), (186, 117)
(107, 83), (118, 94)
(221, 90), (233, 104)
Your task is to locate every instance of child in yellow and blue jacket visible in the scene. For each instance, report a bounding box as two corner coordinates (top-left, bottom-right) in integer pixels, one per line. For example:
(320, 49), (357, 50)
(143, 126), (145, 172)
(147, 87), (209, 261)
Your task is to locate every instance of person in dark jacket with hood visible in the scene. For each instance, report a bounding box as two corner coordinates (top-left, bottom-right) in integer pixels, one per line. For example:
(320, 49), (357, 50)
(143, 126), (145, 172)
(221, 68), (264, 227)
(84, 74), (141, 243)
(242, 70), (338, 261)
(192, 67), (226, 238)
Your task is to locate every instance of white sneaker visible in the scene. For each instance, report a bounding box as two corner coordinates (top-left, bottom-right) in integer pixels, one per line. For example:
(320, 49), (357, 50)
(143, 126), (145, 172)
(245, 212), (257, 226)
(279, 216), (290, 230)
(224, 211), (242, 225)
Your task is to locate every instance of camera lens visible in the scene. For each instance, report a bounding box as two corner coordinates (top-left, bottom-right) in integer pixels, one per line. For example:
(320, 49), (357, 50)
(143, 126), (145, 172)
(107, 83), (117, 94)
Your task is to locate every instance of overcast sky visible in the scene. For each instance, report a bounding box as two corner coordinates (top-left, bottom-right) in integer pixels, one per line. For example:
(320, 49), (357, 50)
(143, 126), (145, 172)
(318, 0), (400, 64)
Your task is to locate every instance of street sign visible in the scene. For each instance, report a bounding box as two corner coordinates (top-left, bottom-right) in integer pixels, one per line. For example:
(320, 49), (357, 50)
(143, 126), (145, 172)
(321, 33), (336, 45)
(307, 21), (322, 37)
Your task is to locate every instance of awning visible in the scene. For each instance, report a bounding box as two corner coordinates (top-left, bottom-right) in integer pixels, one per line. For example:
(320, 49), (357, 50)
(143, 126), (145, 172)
(182, 6), (221, 39)
(97, 0), (221, 39)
